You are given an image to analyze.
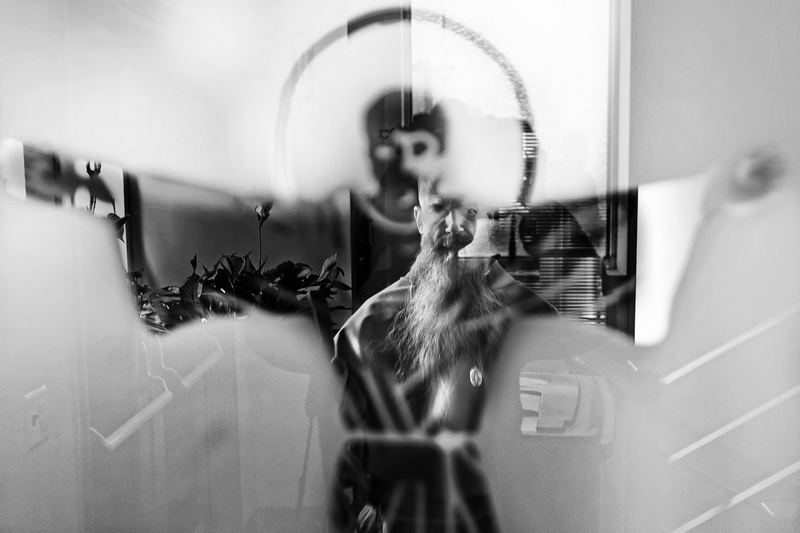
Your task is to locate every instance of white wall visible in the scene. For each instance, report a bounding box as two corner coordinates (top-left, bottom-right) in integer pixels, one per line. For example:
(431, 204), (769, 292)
(629, 0), (800, 184)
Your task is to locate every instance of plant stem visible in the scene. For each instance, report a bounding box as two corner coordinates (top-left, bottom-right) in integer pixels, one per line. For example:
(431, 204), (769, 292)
(258, 224), (263, 267)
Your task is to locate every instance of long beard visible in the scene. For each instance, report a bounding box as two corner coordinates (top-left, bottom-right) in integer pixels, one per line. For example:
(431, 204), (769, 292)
(389, 237), (511, 389)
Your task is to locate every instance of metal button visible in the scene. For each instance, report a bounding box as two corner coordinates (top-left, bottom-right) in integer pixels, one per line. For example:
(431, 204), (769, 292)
(469, 366), (483, 387)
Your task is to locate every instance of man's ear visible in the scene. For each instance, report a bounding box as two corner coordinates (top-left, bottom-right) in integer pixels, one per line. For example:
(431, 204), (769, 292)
(413, 205), (424, 234)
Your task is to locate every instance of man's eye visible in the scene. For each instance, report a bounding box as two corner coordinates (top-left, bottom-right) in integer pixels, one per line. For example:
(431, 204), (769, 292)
(430, 204), (445, 213)
(465, 208), (478, 218)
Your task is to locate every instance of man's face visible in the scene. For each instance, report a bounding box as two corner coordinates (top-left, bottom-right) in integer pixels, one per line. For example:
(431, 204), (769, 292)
(413, 191), (479, 257)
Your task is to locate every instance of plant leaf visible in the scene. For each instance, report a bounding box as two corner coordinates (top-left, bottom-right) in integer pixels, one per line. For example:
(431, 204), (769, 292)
(315, 254), (338, 283)
(106, 213), (135, 241)
(217, 255), (233, 274)
(180, 273), (201, 302)
(321, 254), (338, 273)
(230, 254), (246, 277)
(243, 253), (256, 274)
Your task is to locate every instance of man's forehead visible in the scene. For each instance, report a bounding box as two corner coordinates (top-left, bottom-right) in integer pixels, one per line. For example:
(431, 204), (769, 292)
(419, 178), (480, 207)
(420, 190), (479, 207)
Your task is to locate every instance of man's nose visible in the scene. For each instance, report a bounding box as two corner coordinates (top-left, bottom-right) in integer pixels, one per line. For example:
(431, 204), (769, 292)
(443, 210), (463, 233)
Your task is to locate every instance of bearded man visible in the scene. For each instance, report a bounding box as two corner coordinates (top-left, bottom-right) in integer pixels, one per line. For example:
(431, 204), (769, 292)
(335, 177), (556, 430)
(331, 177), (556, 531)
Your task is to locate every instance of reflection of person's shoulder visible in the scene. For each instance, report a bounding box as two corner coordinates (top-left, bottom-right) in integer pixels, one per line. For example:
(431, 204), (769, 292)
(334, 277), (409, 365)
(354, 277), (409, 324)
(488, 262), (559, 316)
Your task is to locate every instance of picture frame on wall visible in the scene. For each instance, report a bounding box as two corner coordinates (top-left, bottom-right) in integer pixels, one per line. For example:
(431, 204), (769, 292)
(3, 140), (142, 272)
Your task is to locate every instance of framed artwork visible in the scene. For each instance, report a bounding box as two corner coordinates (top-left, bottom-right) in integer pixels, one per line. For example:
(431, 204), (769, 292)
(10, 141), (142, 272)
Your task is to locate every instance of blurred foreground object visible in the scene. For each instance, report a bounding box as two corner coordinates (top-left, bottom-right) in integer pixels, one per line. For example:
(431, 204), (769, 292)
(479, 316), (634, 533)
(0, 185), (345, 531)
(636, 150), (790, 346)
(648, 155), (800, 532)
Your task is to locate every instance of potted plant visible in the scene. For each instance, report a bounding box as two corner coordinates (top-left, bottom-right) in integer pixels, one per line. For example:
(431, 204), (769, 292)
(129, 202), (349, 333)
